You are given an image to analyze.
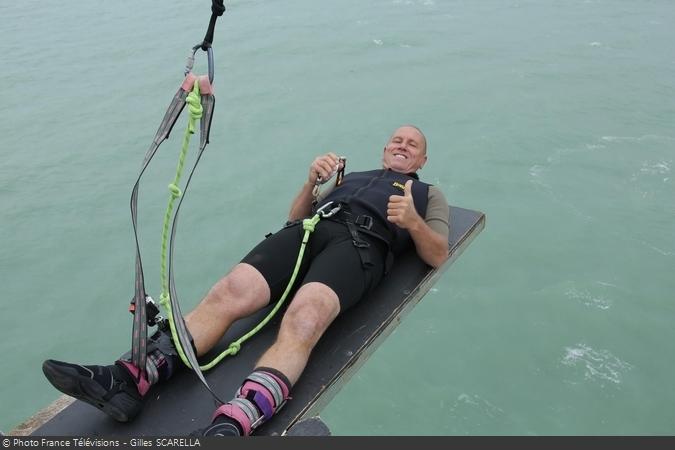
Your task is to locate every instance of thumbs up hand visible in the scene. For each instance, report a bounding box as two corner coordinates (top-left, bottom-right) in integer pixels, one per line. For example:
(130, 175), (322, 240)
(387, 179), (421, 229)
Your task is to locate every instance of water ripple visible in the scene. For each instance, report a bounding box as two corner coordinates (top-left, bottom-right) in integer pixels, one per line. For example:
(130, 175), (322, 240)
(562, 344), (632, 385)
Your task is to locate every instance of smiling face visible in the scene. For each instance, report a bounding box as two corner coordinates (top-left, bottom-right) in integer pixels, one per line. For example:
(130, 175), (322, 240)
(382, 126), (428, 174)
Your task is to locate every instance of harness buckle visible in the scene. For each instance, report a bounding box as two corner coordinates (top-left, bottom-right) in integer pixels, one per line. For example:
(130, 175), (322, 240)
(129, 296), (163, 327)
(316, 201), (342, 218)
(355, 215), (373, 231)
(352, 239), (370, 248)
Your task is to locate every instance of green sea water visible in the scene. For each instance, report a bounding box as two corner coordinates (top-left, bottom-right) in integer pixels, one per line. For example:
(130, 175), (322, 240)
(1, 0), (674, 435)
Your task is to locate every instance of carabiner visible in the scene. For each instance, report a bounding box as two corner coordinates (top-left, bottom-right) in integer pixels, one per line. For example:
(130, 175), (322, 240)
(316, 201), (342, 218)
(185, 45), (215, 84)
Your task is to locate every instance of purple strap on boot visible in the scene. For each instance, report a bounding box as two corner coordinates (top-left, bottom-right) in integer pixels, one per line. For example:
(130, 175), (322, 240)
(209, 369), (292, 436)
(252, 390), (274, 420)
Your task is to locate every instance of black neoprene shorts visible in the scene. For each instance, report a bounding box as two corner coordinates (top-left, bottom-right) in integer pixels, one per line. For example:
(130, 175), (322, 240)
(240, 219), (388, 312)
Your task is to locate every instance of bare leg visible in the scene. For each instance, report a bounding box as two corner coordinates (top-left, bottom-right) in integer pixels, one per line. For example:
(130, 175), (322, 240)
(41, 263), (272, 424)
(256, 282), (340, 385)
(198, 282), (340, 435)
(185, 263), (271, 356)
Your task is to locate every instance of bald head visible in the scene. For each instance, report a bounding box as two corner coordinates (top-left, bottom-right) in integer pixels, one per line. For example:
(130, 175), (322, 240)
(382, 125), (428, 174)
(391, 125), (427, 154)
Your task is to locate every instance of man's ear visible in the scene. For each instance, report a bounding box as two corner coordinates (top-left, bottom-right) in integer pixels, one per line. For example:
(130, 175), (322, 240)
(419, 155), (428, 170)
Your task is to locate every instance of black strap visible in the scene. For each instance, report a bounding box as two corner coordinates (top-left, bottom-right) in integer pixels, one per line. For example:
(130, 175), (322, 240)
(129, 87), (190, 379)
(201, 0), (226, 50)
(283, 219), (303, 229)
(330, 207), (396, 273)
(344, 220), (373, 269)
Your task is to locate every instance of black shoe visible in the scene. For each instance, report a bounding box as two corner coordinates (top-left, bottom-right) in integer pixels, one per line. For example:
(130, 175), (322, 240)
(42, 359), (143, 422)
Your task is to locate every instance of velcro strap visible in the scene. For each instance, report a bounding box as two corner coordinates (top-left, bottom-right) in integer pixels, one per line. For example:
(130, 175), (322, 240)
(212, 404), (252, 436)
(117, 360), (151, 396)
(230, 398), (258, 423)
(247, 372), (284, 408)
(145, 353), (160, 385)
(252, 390), (275, 420)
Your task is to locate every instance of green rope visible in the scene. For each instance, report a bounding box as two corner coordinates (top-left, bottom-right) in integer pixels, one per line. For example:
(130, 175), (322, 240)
(198, 212), (322, 370)
(157, 78), (322, 370)
(158, 79), (202, 369)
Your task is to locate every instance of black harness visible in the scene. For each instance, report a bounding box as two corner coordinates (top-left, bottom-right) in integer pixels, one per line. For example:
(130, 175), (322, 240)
(326, 204), (389, 271)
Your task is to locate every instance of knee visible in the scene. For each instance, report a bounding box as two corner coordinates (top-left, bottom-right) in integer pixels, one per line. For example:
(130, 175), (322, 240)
(206, 263), (270, 313)
(281, 283), (340, 345)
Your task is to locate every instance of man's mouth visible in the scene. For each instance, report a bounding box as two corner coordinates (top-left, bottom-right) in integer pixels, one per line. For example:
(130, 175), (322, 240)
(393, 153), (408, 160)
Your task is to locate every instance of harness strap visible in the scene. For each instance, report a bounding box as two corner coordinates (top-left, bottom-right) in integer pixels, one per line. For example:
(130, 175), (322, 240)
(345, 220), (373, 268)
(129, 84), (193, 381)
(322, 205), (390, 270)
(127, 2), (224, 404)
(128, 74), (219, 400)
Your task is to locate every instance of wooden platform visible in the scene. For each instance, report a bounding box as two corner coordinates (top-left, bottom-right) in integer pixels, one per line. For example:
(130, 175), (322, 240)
(21, 206), (485, 436)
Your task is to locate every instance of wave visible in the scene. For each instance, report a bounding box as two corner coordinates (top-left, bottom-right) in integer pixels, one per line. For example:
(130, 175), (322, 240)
(565, 287), (612, 310)
(562, 343), (632, 385)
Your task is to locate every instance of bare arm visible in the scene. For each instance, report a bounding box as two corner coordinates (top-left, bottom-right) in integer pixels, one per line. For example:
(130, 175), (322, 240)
(288, 153), (342, 221)
(386, 180), (449, 268)
(288, 182), (315, 221)
(405, 217), (449, 268)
